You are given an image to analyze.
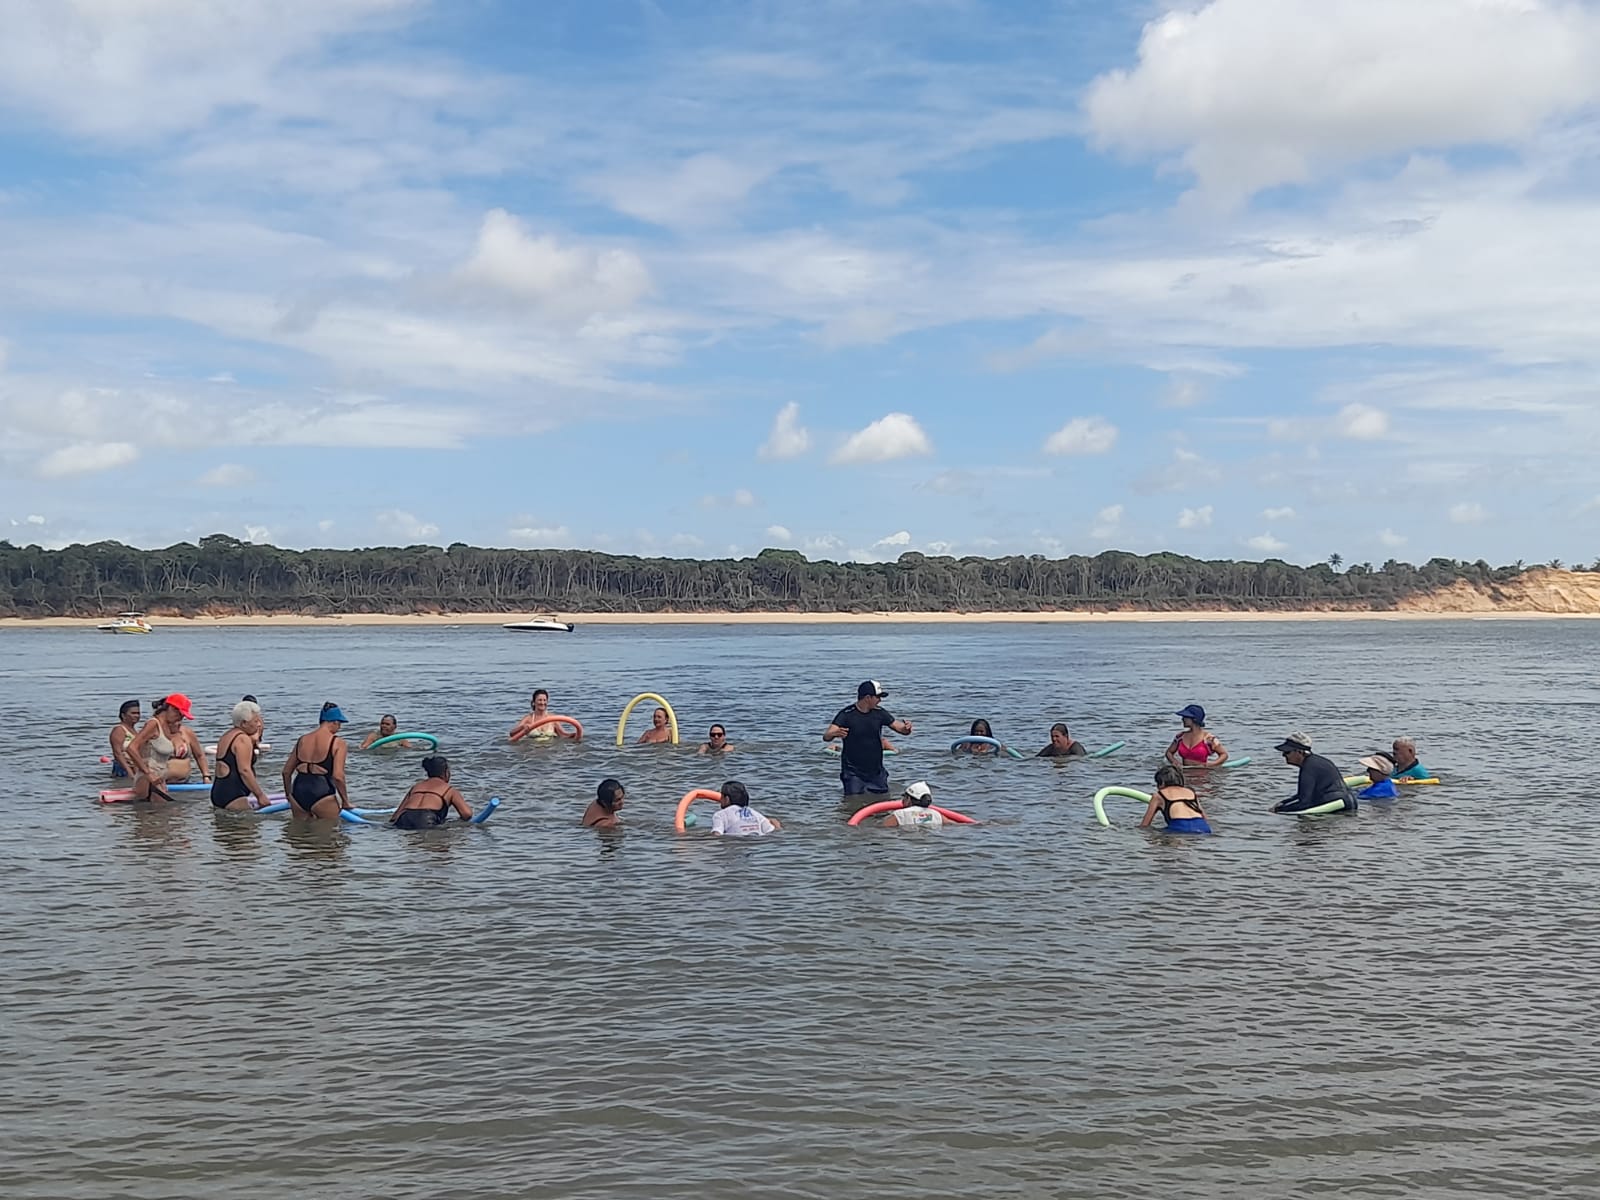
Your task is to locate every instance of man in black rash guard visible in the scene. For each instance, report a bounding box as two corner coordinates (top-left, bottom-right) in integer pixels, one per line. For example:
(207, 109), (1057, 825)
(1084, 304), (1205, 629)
(1271, 731), (1356, 814)
(824, 680), (914, 796)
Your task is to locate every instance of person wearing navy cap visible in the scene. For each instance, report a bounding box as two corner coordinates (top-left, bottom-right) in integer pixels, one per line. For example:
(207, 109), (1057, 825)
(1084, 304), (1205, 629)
(283, 701), (352, 819)
(823, 681), (913, 796)
(1166, 703), (1229, 767)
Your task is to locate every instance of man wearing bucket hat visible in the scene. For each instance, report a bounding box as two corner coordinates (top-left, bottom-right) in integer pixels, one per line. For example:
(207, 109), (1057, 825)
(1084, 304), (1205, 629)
(823, 680), (913, 796)
(1271, 731), (1355, 814)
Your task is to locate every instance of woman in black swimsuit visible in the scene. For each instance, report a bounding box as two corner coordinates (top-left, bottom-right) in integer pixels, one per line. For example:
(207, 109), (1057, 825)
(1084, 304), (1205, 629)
(211, 700), (272, 812)
(282, 702), (351, 819)
(390, 756), (474, 829)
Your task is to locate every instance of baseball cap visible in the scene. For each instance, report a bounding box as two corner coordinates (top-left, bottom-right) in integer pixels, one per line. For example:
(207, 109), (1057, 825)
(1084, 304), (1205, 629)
(1175, 704), (1206, 725)
(857, 680), (888, 699)
(320, 703), (349, 724)
(902, 781), (932, 803)
(1274, 732), (1313, 754)
(162, 693), (195, 720)
(1358, 752), (1396, 775)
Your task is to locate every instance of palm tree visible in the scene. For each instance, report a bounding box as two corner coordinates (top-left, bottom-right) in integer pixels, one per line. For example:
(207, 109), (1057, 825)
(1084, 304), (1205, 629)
(1548, 558), (1564, 570)
(1328, 553), (1343, 571)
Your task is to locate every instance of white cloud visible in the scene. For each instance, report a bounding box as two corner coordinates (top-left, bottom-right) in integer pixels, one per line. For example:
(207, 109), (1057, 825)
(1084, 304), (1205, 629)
(584, 153), (769, 230)
(1337, 403), (1390, 441)
(1090, 505), (1124, 540)
(1177, 505), (1213, 530)
(197, 463), (255, 487)
(804, 533), (844, 557)
(669, 533), (704, 550)
(25, 514), (45, 526)
(37, 441), (139, 478)
(1262, 506), (1296, 520)
(376, 509), (438, 541)
(446, 209), (651, 318)
(764, 524), (793, 542)
(243, 525), (271, 543)
(758, 402), (811, 460)
(732, 488), (756, 508)
(1247, 532), (1287, 554)
(1449, 502), (1487, 525)
(317, 520), (335, 534)
(507, 523), (570, 545)
(1162, 377), (1206, 408)
(924, 539), (954, 555)
(1084, 0), (1600, 202)
(875, 530), (913, 549)
(1043, 416), (1118, 456)
(832, 412), (933, 465)
(1377, 528), (1408, 548)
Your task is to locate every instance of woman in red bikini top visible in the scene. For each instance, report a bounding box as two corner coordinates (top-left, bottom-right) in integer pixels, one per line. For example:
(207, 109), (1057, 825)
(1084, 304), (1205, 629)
(1166, 704), (1229, 767)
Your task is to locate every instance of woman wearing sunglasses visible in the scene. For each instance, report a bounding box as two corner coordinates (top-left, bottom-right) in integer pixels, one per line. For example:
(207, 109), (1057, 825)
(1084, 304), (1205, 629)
(698, 723), (735, 754)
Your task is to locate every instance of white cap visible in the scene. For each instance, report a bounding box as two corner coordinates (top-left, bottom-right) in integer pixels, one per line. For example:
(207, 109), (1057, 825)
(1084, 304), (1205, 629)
(902, 781), (932, 803)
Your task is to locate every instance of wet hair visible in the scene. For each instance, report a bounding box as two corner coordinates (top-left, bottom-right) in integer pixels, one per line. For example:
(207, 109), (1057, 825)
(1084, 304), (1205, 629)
(970, 718), (993, 738)
(1154, 765), (1186, 790)
(151, 698), (171, 716)
(1050, 722), (1070, 738)
(596, 778), (625, 810)
(709, 724), (726, 737)
(119, 699), (141, 719)
(653, 707), (668, 720)
(531, 689), (548, 705)
(380, 713), (398, 726)
(720, 780), (749, 808)
(421, 755), (449, 779)
(241, 695), (257, 704)
(231, 700), (261, 729)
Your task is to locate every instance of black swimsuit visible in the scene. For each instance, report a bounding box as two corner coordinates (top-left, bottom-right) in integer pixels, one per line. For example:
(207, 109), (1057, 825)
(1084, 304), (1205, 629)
(210, 734), (253, 809)
(393, 781), (452, 830)
(291, 736), (339, 812)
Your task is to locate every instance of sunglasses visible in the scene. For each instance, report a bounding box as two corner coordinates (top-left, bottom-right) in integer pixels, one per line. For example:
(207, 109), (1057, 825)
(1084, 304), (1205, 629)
(710, 731), (726, 738)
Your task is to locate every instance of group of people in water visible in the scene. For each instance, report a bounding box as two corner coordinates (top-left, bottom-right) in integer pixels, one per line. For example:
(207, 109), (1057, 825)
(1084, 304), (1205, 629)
(103, 682), (1433, 837)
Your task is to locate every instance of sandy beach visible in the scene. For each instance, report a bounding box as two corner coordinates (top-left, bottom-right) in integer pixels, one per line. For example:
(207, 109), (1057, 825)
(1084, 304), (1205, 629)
(4, 608), (1596, 629)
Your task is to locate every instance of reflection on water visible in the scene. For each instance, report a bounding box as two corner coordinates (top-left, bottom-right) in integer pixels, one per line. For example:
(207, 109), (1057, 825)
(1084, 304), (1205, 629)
(2, 619), (1598, 1199)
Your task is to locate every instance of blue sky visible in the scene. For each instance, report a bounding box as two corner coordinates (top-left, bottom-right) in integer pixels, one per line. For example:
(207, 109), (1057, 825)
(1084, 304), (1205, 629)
(3, 0), (1600, 566)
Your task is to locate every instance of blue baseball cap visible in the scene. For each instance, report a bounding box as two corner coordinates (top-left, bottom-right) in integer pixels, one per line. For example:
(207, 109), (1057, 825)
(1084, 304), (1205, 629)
(1175, 704), (1206, 725)
(320, 703), (349, 724)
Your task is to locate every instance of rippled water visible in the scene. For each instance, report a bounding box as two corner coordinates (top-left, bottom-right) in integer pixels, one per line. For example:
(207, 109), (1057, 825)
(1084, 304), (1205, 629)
(4, 619), (1598, 1199)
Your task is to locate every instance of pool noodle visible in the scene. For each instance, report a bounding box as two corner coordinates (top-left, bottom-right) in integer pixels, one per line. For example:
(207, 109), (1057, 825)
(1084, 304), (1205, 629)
(365, 732), (439, 751)
(1092, 785), (1151, 827)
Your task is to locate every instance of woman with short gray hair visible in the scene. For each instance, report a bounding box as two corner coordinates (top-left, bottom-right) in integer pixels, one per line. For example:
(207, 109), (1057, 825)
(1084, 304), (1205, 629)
(211, 700), (271, 812)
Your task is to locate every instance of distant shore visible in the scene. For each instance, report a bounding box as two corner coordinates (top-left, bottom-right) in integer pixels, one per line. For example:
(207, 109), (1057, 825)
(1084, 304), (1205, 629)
(4, 608), (1597, 629)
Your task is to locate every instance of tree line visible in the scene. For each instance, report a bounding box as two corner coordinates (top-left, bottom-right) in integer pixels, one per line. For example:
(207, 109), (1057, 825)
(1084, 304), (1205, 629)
(0, 535), (1570, 617)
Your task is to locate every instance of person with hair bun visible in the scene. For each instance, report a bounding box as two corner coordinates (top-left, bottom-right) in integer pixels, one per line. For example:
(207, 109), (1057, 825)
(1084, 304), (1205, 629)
(211, 699), (272, 811)
(1138, 765), (1211, 834)
(390, 756), (473, 829)
(283, 702), (351, 819)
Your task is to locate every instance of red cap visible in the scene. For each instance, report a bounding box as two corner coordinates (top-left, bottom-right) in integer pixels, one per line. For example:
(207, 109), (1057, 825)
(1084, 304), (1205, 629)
(163, 693), (195, 720)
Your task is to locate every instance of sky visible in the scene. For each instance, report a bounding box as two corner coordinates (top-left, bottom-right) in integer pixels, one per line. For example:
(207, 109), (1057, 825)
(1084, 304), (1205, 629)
(2, 0), (1599, 567)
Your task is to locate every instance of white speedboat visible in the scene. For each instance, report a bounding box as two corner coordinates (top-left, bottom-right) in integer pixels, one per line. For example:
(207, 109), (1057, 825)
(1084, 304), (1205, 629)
(502, 615), (575, 633)
(98, 612), (153, 635)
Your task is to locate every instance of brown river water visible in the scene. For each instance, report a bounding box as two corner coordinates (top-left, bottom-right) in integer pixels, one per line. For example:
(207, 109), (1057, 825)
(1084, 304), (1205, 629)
(2, 620), (1597, 1199)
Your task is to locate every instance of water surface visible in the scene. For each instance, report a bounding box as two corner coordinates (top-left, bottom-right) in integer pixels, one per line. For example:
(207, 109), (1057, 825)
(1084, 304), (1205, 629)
(3, 620), (1596, 1199)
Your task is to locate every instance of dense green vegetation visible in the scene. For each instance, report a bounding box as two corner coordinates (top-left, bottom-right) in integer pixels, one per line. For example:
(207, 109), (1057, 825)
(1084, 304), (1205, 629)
(0, 535), (1560, 616)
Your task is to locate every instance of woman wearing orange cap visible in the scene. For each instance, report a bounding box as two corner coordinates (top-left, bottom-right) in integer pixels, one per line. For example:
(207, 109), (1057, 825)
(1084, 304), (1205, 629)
(126, 694), (209, 801)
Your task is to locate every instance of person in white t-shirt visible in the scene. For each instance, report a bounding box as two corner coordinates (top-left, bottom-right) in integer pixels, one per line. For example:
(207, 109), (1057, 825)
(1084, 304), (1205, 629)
(710, 780), (781, 837)
(881, 780), (944, 829)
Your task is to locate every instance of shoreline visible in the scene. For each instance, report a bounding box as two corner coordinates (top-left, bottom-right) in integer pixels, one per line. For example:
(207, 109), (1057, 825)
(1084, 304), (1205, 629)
(3, 608), (1597, 629)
